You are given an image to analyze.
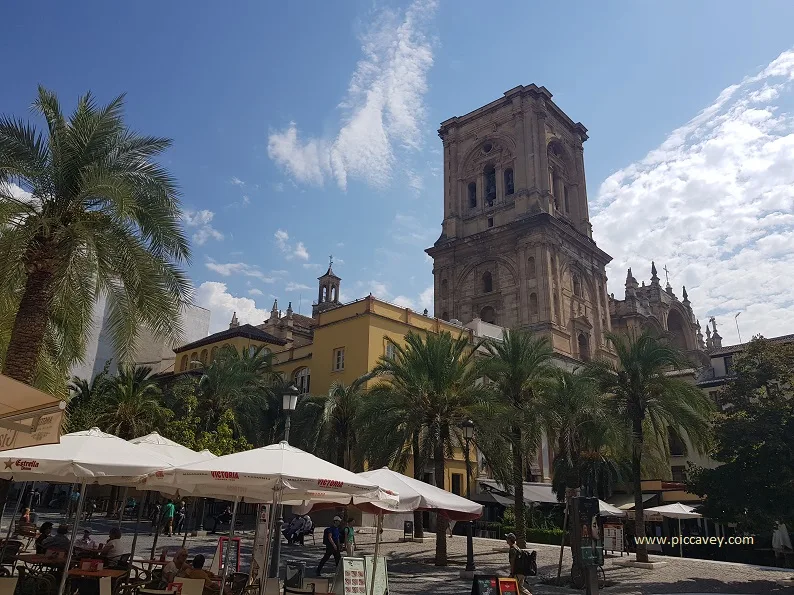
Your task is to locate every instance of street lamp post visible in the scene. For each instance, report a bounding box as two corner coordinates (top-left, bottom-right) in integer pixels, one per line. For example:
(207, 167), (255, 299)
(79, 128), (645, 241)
(461, 419), (476, 577)
(269, 383), (300, 579)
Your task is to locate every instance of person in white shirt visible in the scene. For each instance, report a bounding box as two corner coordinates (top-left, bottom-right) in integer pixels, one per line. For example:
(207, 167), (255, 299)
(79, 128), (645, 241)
(162, 548), (190, 586)
(76, 529), (97, 549)
(100, 528), (127, 562)
(283, 515), (305, 545)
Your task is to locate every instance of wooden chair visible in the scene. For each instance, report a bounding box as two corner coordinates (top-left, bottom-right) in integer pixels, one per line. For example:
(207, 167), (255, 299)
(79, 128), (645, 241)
(13, 523), (37, 551)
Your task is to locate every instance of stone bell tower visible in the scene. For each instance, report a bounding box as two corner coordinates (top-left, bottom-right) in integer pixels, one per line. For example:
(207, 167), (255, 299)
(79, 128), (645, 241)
(312, 256), (342, 317)
(426, 85), (613, 361)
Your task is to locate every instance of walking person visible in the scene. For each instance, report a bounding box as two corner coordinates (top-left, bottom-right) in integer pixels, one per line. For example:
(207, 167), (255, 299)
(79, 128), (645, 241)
(344, 518), (355, 557)
(163, 499), (176, 536)
(506, 533), (532, 595)
(149, 501), (162, 536)
(316, 516), (342, 576)
(175, 501), (187, 535)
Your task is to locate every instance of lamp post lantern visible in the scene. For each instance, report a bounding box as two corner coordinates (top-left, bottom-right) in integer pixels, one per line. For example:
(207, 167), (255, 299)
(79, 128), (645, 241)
(461, 419), (476, 576)
(269, 383), (301, 579)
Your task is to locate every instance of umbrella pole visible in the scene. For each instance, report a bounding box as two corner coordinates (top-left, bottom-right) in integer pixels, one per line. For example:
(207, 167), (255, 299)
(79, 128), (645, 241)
(182, 498), (195, 549)
(679, 518), (682, 558)
(368, 512), (383, 595)
(129, 493), (146, 562)
(248, 504), (262, 582)
(56, 480), (87, 595)
(150, 500), (162, 559)
(556, 498), (570, 583)
(117, 487), (128, 528)
(261, 488), (281, 595)
(219, 496), (240, 595)
(0, 481), (27, 567)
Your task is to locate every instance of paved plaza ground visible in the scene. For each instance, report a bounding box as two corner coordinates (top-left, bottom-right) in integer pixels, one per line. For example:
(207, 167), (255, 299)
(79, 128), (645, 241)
(6, 512), (794, 594)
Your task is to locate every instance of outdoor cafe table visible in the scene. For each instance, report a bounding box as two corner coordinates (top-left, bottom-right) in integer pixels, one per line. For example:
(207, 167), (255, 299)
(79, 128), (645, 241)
(15, 553), (66, 567)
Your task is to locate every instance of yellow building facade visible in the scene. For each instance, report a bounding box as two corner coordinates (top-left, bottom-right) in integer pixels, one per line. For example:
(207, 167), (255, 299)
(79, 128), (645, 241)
(173, 270), (477, 495)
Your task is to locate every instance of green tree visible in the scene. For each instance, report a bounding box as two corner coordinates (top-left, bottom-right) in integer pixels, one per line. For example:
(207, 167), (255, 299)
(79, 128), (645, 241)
(480, 329), (554, 548)
(361, 331), (490, 565)
(293, 373), (373, 470)
(688, 337), (794, 530)
(587, 330), (713, 563)
(66, 362), (112, 432)
(96, 366), (171, 439)
(0, 87), (191, 385)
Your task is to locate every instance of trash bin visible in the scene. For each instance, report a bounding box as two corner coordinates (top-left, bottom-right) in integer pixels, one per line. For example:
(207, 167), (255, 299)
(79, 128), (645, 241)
(285, 560), (305, 588)
(404, 520), (413, 540)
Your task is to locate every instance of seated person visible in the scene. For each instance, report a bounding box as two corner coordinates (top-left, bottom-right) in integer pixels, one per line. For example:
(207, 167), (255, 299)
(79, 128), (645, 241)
(187, 554), (230, 595)
(100, 528), (127, 563)
(283, 514), (305, 545)
(76, 529), (97, 549)
(296, 515), (313, 546)
(162, 548), (190, 586)
(35, 522), (54, 554)
(20, 507), (32, 524)
(41, 524), (70, 551)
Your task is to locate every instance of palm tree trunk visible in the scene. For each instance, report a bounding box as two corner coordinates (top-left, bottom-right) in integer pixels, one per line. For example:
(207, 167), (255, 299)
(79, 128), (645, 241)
(632, 415), (648, 563)
(412, 432), (424, 539)
(433, 441), (447, 566)
(2, 266), (56, 384)
(511, 424), (526, 548)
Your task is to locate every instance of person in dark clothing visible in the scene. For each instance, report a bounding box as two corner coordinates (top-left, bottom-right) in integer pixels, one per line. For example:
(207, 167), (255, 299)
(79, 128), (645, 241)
(35, 522), (54, 554)
(175, 501), (187, 534)
(210, 505), (232, 534)
(316, 516), (342, 576)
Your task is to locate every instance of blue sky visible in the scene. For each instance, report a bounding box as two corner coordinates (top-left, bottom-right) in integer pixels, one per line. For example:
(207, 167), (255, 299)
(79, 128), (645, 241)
(3, 1), (794, 342)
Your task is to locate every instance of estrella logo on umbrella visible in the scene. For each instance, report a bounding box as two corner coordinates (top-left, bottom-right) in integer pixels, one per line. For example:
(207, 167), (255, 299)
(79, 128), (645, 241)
(4, 459), (39, 471)
(317, 479), (343, 488)
(210, 471), (239, 480)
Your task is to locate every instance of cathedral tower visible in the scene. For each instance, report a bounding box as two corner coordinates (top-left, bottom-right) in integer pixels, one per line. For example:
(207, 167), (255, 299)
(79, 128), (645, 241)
(426, 85), (613, 361)
(312, 257), (341, 316)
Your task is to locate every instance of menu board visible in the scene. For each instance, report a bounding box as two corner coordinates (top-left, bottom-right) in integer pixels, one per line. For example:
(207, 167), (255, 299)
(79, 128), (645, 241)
(250, 505), (271, 581)
(332, 557), (366, 595)
(603, 523), (623, 552)
(497, 578), (519, 595)
(209, 536), (241, 574)
(471, 575), (499, 595)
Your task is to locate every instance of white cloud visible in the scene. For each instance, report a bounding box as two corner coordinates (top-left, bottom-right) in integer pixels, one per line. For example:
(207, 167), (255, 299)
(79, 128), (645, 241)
(406, 170), (423, 193)
(183, 209), (224, 245)
(391, 212), (435, 246)
(267, 0), (437, 190)
(273, 182), (285, 192)
(285, 282), (312, 292)
(248, 288), (264, 296)
(1, 182), (36, 205)
(303, 263), (323, 271)
(231, 177), (245, 187)
(205, 259), (275, 282)
(592, 48), (794, 345)
(418, 285), (434, 312)
(195, 281), (269, 333)
(274, 229), (310, 261)
(392, 295), (416, 309)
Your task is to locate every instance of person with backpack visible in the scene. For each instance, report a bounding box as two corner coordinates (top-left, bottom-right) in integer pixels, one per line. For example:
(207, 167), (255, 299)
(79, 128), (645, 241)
(316, 516), (342, 575)
(506, 533), (534, 595)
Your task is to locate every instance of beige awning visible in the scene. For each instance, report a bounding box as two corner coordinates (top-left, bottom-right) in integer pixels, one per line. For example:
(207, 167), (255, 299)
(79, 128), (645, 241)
(0, 375), (65, 451)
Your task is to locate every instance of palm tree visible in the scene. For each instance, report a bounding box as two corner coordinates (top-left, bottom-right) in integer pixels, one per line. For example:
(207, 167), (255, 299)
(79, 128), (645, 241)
(480, 329), (554, 548)
(0, 87), (191, 385)
(66, 362), (112, 432)
(96, 366), (171, 439)
(360, 331), (490, 565)
(196, 344), (281, 443)
(587, 330), (713, 563)
(294, 373), (373, 469)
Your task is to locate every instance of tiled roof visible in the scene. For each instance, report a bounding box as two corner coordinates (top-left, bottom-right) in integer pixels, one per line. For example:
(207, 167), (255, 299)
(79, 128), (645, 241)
(292, 314), (317, 328)
(174, 324), (287, 353)
(708, 333), (794, 356)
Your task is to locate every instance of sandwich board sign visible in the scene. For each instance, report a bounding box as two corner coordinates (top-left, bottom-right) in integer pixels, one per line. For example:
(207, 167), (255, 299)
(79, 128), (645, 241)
(363, 556), (388, 595)
(332, 557), (366, 595)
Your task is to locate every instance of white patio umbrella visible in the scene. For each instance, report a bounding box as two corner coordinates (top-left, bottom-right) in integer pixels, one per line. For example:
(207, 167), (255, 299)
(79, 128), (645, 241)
(644, 502), (702, 557)
(598, 500), (626, 517)
(128, 432), (217, 557)
(144, 442), (398, 595)
(0, 428), (177, 595)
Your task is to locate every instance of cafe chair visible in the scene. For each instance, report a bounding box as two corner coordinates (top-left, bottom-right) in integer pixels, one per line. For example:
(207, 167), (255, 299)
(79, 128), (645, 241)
(99, 577), (112, 595)
(172, 577), (204, 595)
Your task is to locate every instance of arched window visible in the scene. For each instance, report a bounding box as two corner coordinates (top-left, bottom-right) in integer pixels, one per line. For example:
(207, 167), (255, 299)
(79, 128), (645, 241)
(440, 279), (449, 300)
(667, 310), (688, 351)
(441, 311), (449, 321)
(573, 275), (582, 298)
(331, 286), (337, 301)
(321, 286), (328, 302)
(248, 345), (257, 356)
(179, 355), (188, 372)
(504, 168), (514, 195)
(468, 182), (477, 208)
(484, 165), (496, 204)
(578, 333), (590, 362)
(200, 349), (208, 365)
(293, 367), (311, 394)
(527, 257), (536, 280)
(480, 306), (496, 324)
(190, 352), (199, 369)
(529, 293), (538, 318)
(482, 271), (493, 293)
(210, 346), (218, 361)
